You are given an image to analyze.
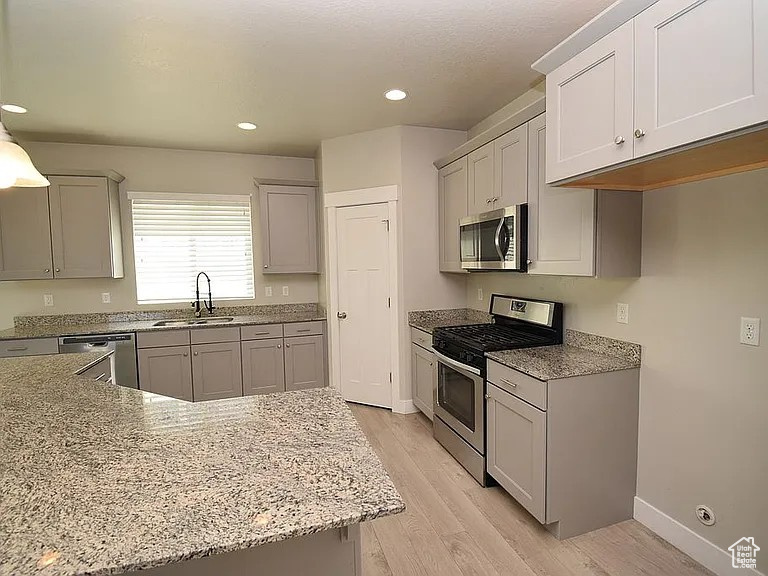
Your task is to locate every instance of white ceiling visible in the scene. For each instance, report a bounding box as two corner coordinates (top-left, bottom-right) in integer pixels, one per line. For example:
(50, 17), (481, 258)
(1, 0), (614, 157)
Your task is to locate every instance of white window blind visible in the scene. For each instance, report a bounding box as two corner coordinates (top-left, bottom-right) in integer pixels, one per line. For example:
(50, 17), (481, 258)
(130, 193), (255, 304)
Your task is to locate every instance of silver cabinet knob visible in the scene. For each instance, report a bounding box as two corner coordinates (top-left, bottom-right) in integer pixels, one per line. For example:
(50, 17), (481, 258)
(277, 344), (282, 349)
(526, 259), (533, 265)
(193, 352), (198, 356)
(44, 269), (50, 273)
(614, 135), (625, 145)
(285, 343), (291, 348)
(486, 198), (491, 204)
(264, 264), (268, 269)
(337, 312), (347, 319)
(484, 393), (491, 400)
(634, 128), (645, 139)
(183, 352), (188, 357)
(55, 268), (61, 273)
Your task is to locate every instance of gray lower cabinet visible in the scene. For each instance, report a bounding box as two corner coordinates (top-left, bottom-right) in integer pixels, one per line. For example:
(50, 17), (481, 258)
(191, 342), (243, 401)
(138, 346), (193, 401)
(242, 338), (285, 395)
(486, 383), (546, 522)
(485, 358), (640, 539)
(284, 335), (326, 391)
(411, 343), (435, 421)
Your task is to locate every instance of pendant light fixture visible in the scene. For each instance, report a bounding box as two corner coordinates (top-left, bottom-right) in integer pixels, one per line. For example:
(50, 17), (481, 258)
(0, 46), (49, 188)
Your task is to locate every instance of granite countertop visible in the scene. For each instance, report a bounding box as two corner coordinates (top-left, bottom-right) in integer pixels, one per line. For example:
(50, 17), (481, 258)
(408, 308), (492, 334)
(0, 355), (404, 576)
(0, 310), (327, 341)
(486, 329), (641, 381)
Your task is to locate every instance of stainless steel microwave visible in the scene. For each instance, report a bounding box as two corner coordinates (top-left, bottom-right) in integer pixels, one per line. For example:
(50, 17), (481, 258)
(459, 204), (527, 271)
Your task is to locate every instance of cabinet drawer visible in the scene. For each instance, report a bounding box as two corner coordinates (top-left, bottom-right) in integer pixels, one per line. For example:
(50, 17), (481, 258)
(190, 326), (240, 345)
(410, 327), (432, 349)
(77, 356), (113, 382)
(284, 321), (324, 337)
(0, 338), (59, 358)
(487, 360), (547, 411)
(241, 324), (284, 341)
(137, 330), (190, 349)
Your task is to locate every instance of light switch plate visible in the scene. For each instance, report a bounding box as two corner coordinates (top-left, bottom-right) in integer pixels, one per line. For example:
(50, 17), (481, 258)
(43, 294), (54, 307)
(282, 286), (289, 296)
(101, 292), (111, 304)
(265, 286), (273, 297)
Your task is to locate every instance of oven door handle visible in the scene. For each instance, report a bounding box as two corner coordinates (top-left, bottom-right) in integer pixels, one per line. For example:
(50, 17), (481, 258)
(434, 350), (481, 376)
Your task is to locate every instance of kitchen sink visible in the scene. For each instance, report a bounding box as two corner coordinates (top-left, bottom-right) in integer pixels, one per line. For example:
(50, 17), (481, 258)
(153, 317), (235, 327)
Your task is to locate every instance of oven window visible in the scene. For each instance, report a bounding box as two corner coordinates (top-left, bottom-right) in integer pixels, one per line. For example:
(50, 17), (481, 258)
(438, 363), (476, 431)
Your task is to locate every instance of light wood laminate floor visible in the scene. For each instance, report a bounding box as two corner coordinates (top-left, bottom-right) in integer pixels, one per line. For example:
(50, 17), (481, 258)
(350, 403), (713, 576)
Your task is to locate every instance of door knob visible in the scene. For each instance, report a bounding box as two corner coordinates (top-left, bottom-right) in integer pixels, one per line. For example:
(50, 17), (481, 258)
(337, 312), (347, 319)
(634, 128), (646, 139)
(614, 135), (625, 145)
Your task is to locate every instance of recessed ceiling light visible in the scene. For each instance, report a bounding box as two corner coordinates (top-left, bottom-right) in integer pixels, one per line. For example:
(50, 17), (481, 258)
(237, 122), (258, 131)
(1, 104), (28, 114)
(384, 89), (407, 101)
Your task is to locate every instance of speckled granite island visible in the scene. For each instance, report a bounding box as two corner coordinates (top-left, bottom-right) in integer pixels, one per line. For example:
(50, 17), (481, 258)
(0, 353), (404, 576)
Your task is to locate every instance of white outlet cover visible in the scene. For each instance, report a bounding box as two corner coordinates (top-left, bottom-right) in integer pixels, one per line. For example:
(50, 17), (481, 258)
(101, 292), (111, 304)
(43, 294), (54, 307)
(282, 286), (289, 296)
(616, 303), (629, 324)
(740, 317), (761, 346)
(265, 286), (273, 297)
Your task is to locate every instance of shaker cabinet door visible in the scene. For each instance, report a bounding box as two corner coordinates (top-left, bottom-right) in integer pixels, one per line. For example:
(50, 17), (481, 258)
(0, 186), (54, 280)
(545, 20), (634, 183)
(438, 157), (469, 273)
(191, 342), (243, 401)
(633, 0), (768, 158)
(527, 115), (596, 276)
(48, 176), (117, 278)
(260, 185), (318, 274)
(138, 346), (193, 401)
(486, 383), (547, 523)
(494, 124), (528, 208)
(468, 141), (495, 214)
(284, 335), (326, 391)
(241, 338), (285, 395)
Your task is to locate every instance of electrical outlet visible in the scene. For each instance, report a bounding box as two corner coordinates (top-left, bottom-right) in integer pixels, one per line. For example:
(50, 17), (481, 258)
(282, 286), (289, 297)
(740, 317), (761, 346)
(43, 294), (54, 307)
(616, 303), (629, 324)
(265, 286), (273, 297)
(477, 288), (483, 301)
(101, 292), (111, 304)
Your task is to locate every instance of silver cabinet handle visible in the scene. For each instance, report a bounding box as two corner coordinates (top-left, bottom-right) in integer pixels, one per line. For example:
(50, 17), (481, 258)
(296, 328), (311, 333)
(500, 378), (518, 388)
(7, 346), (28, 352)
(634, 128), (645, 139)
(95, 373), (107, 381)
(337, 312), (347, 319)
(614, 135), (625, 145)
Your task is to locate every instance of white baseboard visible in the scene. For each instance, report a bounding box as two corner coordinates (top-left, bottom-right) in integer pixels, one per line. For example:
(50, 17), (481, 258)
(634, 497), (764, 576)
(392, 399), (418, 414)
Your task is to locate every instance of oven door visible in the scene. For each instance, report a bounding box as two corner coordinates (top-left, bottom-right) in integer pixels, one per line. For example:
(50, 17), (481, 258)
(434, 350), (485, 454)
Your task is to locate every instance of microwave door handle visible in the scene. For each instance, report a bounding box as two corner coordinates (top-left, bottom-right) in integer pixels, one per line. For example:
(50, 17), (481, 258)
(494, 219), (505, 260)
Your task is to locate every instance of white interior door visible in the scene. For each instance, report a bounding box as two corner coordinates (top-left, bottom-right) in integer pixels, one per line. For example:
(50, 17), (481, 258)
(335, 203), (392, 408)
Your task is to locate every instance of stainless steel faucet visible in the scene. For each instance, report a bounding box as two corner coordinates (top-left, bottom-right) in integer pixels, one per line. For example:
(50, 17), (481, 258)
(192, 272), (215, 318)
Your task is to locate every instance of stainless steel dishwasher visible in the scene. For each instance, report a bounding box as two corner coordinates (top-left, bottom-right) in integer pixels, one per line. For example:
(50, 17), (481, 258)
(58, 333), (138, 389)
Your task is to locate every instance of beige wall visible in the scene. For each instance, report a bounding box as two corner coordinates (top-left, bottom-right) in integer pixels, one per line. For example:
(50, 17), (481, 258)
(467, 169), (768, 565)
(319, 125), (468, 403)
(467, 80), (545, 139)
(0, 142), (319, 329)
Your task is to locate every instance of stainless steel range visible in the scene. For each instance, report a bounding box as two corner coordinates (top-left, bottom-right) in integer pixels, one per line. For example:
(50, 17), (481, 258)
(432, 294), (563, 485)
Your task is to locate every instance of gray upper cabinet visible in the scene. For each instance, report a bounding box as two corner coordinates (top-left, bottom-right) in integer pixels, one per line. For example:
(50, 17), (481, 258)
(0, 186), (54, 280)
(138, 345), (194, 401)
(438, 157), (469, 273)
(259, 185), (318, 274)
(48, 175), (124, 279)
(242, 338), (286, 395)
(284, 334), (326, 391)
(467, 141), (495, 213)
(191, 342), (243, 401)
(494, 124), (528, 207)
